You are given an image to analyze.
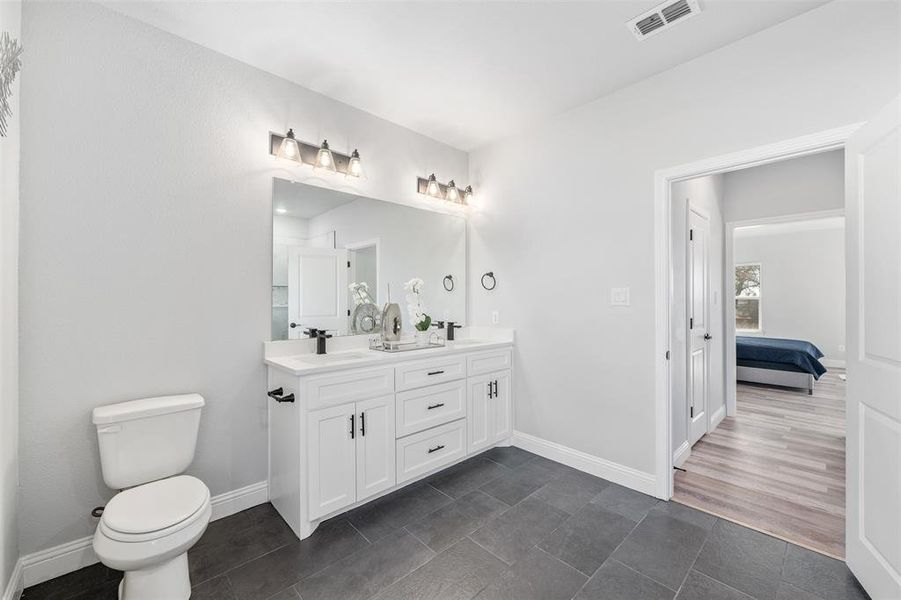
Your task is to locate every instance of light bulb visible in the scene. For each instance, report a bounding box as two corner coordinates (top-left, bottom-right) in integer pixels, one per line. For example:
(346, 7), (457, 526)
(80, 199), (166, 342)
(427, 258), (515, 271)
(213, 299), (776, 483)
(314, 140), (337, 174)
(445, 180), (460, 203)
(275, 129), (302, 164)
(346, 149), (365, 179)
(463, 186), (474, 204)
(425, 174), (442, 198)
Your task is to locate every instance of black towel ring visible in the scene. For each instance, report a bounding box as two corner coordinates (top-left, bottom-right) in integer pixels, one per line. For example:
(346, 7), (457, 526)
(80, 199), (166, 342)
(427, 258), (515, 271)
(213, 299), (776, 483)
(481, 272), (497, 291)
(443, 274), (454, 292)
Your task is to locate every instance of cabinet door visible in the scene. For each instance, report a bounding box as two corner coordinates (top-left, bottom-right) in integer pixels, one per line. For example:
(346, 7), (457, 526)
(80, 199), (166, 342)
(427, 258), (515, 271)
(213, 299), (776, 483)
(356, 395), (396, 502)
(308, 403), (357, 520)
(467, 374), (492, 454)
(490, 371), (512, 444)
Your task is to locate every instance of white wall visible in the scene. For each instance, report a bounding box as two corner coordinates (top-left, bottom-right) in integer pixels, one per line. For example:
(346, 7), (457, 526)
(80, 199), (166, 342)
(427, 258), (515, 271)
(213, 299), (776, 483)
(272, 215), (310, 241)
(671, 175), (725, 458)
(0, 0), (21, 593)
(724, 149), (844, 222)
(468, 0), (899, 476)
(734, 221), (846, 363)
(18, 1), (467, 557)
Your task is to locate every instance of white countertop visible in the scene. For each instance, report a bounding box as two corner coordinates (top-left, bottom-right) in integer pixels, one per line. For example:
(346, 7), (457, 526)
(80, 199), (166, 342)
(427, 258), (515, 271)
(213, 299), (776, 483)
(264, 328), (514, 376)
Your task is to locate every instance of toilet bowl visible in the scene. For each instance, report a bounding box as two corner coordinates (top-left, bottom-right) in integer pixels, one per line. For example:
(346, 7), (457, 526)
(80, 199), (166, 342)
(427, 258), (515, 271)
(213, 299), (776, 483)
(93, 475), (211, 600)
(91, 394), (209, 599)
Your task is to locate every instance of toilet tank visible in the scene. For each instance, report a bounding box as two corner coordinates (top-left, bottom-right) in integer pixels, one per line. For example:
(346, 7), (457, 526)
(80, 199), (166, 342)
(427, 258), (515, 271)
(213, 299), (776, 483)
(93, 394), (205, 490)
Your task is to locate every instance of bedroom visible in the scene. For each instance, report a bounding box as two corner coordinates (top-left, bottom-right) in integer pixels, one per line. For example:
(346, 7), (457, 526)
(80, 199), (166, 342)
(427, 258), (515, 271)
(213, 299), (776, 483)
(669, 149), (847, 558)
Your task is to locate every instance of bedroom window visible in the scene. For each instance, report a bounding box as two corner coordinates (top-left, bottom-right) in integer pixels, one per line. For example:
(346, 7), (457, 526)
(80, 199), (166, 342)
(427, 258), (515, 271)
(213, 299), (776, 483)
(735, 263), (761, 332)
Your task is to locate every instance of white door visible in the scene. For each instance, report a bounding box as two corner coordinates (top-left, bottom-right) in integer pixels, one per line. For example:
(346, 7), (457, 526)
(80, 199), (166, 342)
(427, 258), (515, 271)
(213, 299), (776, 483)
(467, 374), (492, 453)
(355, 395), (396, 502)
(288, 246), (348, 338)
(844, 96), (901, 598)
(308, 403), (356, 520)
(688, 207), (711, 445)
(489, 371), (512, 444)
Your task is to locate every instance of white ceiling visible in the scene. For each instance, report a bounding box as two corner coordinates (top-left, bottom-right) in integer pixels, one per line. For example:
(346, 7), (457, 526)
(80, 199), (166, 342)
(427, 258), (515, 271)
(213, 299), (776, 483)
(102, 0), (829, 151)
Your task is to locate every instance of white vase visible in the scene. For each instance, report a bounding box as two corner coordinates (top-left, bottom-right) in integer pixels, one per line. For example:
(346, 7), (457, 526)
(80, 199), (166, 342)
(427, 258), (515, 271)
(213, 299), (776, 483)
(414, 330), (430, 347)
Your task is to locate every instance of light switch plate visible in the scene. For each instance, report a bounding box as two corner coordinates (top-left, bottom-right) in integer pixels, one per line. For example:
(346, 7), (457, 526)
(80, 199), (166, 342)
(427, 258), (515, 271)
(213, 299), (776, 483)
(610, 287), (630, 306)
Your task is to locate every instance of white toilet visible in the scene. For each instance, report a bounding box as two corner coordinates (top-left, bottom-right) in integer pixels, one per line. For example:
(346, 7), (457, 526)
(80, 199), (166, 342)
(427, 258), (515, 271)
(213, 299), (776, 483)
(92, 394), (212, 600)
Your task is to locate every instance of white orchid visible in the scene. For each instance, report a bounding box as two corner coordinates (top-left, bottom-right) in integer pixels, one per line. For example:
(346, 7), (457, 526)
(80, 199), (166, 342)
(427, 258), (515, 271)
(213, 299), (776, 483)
(404, 278), (431, 331)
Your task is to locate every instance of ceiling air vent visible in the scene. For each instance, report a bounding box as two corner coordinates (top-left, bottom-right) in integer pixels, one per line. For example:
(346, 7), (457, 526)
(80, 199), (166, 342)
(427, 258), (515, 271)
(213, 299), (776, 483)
(627, 0), (701, 40)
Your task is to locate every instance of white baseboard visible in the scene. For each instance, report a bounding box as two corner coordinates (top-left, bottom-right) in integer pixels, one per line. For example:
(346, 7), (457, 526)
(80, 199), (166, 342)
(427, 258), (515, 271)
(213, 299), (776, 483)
(20, 480), (269, 589)
(673, 440), (691, 468)
(512, 431), (657, 496)
(710, 405), (726, 430)
(821, 358), (846, 369)
(2, 558), (23, 600)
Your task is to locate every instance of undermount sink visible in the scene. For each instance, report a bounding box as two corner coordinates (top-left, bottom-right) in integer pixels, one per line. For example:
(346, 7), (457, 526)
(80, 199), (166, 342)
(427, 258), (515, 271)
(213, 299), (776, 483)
(295, 351), (371, 364)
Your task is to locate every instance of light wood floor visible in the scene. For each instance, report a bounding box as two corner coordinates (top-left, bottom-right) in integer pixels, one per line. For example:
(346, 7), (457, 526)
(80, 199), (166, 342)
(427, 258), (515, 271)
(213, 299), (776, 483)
(673, 371), (846, 559)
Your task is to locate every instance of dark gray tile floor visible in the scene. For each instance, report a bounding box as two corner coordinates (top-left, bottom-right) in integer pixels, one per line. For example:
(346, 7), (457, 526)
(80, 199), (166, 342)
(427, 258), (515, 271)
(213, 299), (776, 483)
(22, 447), (870, 600)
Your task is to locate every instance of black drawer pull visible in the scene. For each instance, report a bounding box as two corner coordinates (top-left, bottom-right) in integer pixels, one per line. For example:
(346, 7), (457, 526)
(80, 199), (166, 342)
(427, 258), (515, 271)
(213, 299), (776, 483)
(268, 387), (295, 403)
(427, 445), (445, 454)
(350, 414), (355, 439)
(427, 370), (445, 376)
(427, 402), (445, 410)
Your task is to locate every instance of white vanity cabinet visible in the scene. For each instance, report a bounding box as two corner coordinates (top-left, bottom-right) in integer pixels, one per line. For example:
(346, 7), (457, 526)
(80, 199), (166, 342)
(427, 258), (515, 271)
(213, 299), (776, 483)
(266, 342), (513, 540)
(307, 395), (395, 521)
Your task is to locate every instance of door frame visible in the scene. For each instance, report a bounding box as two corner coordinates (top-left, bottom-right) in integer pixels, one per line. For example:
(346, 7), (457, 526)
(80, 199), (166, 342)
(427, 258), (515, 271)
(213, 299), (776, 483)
(653, 123), (862, 500)
(723, 208), (845, 417)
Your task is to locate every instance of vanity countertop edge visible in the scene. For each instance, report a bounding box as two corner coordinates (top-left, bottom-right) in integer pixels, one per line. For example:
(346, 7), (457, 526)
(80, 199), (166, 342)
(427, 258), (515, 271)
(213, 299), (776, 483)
(264, 331), (514, 377)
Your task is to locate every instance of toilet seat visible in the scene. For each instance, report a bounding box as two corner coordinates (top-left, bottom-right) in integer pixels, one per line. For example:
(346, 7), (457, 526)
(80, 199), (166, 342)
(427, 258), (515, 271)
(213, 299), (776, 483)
(100, 475), (210, 543)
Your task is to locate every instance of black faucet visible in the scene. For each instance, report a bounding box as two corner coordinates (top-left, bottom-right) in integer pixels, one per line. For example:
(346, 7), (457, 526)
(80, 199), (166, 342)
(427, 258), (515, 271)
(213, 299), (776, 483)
(433, 321), (463, 341)
(305, 329), (332, 354)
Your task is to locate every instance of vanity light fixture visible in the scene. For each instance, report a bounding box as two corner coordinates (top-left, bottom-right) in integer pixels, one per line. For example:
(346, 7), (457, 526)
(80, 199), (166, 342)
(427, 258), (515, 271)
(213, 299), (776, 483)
(269, 130), (363, 177)
(445, 180), (460, 203)
(313, 140), (337, 174)
(425, 174), (442, 198)
(416, 174), (474, 204)
(274, 128), (303, 164)
(345, 149), (365, 179)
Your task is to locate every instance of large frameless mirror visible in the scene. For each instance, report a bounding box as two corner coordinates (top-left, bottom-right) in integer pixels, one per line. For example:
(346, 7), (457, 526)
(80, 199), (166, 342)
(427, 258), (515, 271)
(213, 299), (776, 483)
(271, 178), (467, 340)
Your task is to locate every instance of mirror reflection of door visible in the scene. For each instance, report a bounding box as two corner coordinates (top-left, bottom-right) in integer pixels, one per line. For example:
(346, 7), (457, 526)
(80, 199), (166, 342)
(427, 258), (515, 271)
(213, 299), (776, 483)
(288, 246), (349, 338)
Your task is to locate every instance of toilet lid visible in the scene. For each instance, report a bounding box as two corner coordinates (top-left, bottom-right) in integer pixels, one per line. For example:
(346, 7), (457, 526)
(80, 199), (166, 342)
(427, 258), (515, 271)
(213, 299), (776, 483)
(102, 475), (210, 535)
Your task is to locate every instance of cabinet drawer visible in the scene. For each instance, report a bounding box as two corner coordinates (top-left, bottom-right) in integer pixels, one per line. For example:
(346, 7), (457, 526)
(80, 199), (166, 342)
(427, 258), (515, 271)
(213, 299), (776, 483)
(467, 348), (513, 376)
(395, 355), (466, 392)
(395, 419), (466, 484)
(305, 367), (395, 410)
(396, 380), (466, 437)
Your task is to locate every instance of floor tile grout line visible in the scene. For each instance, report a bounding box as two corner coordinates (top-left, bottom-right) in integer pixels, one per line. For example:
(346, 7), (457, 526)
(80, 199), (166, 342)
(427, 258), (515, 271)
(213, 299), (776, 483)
(346, 518), (373, 545)
(684, 568), (759, 599)
(533, 544), (593, 579)
(566, 503), (657, 599)
(672, 516), (719, 596)
(465, 534), (513, 566)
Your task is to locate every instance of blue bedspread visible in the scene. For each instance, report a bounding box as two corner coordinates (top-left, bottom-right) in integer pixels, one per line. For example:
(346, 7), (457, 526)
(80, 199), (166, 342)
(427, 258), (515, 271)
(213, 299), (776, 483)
(736, 336), (827, 379)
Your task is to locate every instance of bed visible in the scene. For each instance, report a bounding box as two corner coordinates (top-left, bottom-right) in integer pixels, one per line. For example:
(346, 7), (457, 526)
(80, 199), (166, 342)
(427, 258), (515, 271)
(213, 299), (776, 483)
(736, 336), (827, 395)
